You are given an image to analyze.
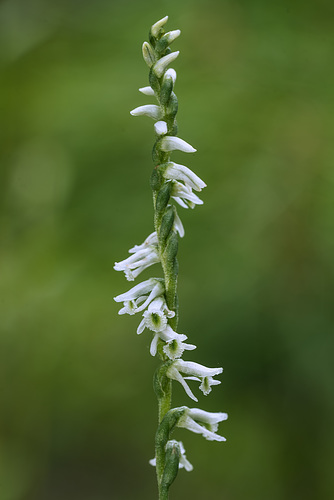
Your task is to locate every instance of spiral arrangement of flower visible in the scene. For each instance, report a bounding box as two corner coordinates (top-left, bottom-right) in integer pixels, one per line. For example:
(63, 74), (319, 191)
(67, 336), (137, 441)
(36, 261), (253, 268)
(114, 16), (227, 500)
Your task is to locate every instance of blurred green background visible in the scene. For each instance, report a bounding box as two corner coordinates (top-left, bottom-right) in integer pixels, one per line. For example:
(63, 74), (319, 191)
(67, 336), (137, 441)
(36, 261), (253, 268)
(1, 0), (334, 499)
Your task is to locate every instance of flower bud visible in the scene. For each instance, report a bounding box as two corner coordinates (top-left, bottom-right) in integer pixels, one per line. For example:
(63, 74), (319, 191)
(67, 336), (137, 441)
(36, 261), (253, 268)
(156, 29), (181, 53)
(153, 51), (180, 78)
(151, 16), (168, 38)
(142, 41), (156, 67)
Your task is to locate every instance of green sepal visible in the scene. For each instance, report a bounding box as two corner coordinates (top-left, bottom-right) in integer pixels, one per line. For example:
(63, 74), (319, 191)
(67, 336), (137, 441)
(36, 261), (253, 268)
(149, 32), (156, 47)
(156, 407), (187, 453)
(165, 92), (178, 121)
(149, 67), (160, 94)
(153, 361), (172, 399)
(155, 182), (172, 215)
(155, 36), (170, 55)
(150, 167), (163, 192)
(160, 441), (181, 493)
(160, 77), (174, 107)
(164, 231), (178, 265)
(152, 140), (169, 165)
(159, 206), (175, 249)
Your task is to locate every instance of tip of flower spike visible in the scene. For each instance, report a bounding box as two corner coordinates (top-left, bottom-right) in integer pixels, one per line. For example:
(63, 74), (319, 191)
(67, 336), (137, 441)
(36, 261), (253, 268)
(151, 16), (168, 37)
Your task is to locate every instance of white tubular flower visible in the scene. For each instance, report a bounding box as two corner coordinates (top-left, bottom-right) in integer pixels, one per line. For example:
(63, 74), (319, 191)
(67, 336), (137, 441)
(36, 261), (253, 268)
(139, 86), (155, 96)
(114, 236), (160, 281)
(164, 162), (206, 192)
(149, 440), (193, 472)
(151, 15), (168, 37)
(163, 337), (196, 361)
(171, 181), (203, 209)
(173, 209), (185, 238)
(167, 360), (223, 401)
(137, 297), (175, 334)
(114, 278), (164, 315)
(160, 136), (196, 153)
(153, 51), (180, 78)
(129, 232), (158, 253)
(163, 68), (177, 86)
(149, 325), (188, 357)
(164, 30), (181, 45)
(130, 105), (163, 120)
(154, 121), (168, 136)
(177, 408), (228, 442)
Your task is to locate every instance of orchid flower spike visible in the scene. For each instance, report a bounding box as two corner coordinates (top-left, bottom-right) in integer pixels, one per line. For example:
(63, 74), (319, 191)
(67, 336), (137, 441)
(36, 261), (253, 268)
(116, 17), (227, 496)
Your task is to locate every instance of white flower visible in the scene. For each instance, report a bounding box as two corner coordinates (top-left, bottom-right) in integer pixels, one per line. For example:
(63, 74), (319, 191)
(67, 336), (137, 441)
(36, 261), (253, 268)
(160, 136), (196, 153)
(171, 181), (203, 209)
(137, 297), (175, 334)
(149, 325), (188, 357)
(153, 51), (180, 78)
(154, 121), (168, 136)
(163, 68), (177, 86)
(149, 440), (193, 472)
(163, 337), (196, 360)
(139, 86), (155, 96)
(164, 30), (181, 45)
(114, 278), (164, 315)
(163, 162), (206, 191)
(177, 408), (228, 442)
(114, 234), (160, 281)
(151, 15), (169, 38)
(130, 105), (163, 120)
(128, 232), (158, 253)
(173, 209), (185, 238)
(166, 360), (223, 401)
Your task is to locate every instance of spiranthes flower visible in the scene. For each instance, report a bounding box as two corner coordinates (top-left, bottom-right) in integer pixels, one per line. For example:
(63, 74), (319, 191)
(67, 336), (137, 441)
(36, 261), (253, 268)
(114, 235), (160, 281)
(114, 278), (164, 315)
(171, 181), (203, 209)
(177, 408), (228, 442)
(160, 136), (196, 153)
(139, 86), (155, 96)
(166, 360), (223, 401)
(128, 232), (158, 253)
(137, 297), (175, 334)
(154, 121), (168, 136)
(149, 325), (189, 357)
(163, 68), (177, 86)
(149, 440), (193, 472)
(163, 337), (196, 360)
(130, 104), (162, 120)
(153, 51), (180, 78)
(163, 162), (206, 191)
(151, 15), (169, 38)
(173, 209), (185, 237)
